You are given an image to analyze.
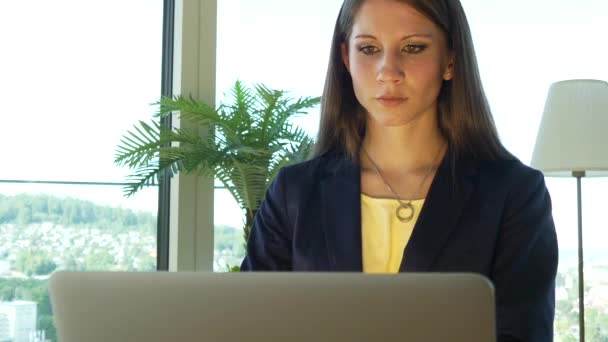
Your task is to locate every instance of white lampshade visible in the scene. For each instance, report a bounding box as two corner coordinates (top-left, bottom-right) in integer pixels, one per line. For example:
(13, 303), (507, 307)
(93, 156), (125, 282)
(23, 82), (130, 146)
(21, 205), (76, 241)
(531, 79), (608, 177)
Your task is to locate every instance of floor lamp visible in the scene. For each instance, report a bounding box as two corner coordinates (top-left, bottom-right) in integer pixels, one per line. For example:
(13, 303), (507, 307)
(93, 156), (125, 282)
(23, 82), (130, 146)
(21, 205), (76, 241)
(531, 79), (608, 342)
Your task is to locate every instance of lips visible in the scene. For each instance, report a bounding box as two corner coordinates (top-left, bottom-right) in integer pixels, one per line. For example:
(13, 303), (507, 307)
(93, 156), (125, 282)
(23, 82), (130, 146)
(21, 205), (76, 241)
(376, 96), (407, 107)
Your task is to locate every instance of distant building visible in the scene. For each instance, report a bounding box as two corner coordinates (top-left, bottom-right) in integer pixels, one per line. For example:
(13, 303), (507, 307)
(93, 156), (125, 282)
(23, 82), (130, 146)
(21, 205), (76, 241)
(0, 301), (37, 342)
(0, 313), (11, 341)
(0, 261), (9, 276)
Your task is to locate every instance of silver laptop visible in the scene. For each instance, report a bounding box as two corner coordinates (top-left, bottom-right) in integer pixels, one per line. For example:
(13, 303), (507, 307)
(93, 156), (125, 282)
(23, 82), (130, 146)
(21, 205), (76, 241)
(49, 271), (495, 342)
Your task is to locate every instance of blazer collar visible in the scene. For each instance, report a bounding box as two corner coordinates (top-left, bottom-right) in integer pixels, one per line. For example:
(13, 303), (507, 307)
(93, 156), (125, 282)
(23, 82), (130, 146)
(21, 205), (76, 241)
(400, 151), (477, 271)
(319, 149), (478, 272)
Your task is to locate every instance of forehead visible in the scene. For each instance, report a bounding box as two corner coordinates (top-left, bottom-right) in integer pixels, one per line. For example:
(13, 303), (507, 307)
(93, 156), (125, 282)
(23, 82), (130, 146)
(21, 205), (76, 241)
(351, 0), (440, 39)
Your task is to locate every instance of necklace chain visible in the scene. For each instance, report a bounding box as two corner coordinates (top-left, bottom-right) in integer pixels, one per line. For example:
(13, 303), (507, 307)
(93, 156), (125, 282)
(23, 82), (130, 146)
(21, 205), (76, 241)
(362, 143), (445, 222)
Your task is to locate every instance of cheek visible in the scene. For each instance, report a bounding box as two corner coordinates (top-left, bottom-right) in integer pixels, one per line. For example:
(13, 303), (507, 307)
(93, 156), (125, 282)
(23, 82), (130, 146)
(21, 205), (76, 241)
(408, 58), (442, 80)
(406, 60), (444, 92)
(350, 57), (374, 80)
(348, 56), (377, 95)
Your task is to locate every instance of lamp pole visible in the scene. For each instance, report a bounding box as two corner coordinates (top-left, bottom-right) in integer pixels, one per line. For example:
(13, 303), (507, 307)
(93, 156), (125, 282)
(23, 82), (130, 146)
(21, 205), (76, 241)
(531, 79), (608, 341)
(574, 170), (585, 342)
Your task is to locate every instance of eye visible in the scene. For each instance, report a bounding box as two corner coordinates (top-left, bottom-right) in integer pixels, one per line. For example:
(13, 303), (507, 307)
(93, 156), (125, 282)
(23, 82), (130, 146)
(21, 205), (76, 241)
(402, 44), (427, 54)
(357, 45), (379, 55)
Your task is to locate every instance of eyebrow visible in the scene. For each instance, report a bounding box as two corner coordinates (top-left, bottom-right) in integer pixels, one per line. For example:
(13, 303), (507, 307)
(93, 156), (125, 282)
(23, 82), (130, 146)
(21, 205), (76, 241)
(353, 33), (433, 40)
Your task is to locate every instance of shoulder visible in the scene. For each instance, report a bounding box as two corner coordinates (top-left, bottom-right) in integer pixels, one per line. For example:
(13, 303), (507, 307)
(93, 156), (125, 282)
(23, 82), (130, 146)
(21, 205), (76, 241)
(261, 153), (352, 215)
(475, 157), (545, 190)
(280, 154), (331, 176)
(277, 151), (353, 183)
(267, 151), (356, 202)
(472, 157), (551, 221)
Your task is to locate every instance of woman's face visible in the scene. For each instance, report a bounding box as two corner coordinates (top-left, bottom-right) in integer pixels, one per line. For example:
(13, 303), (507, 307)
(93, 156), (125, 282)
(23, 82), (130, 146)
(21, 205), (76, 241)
(341, 0), (453, 127)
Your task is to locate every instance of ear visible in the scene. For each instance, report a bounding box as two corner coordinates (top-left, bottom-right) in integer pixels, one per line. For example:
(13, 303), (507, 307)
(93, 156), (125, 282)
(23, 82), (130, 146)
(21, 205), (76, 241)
(443, 53), (455, 81)
(341, 43), (350, 72)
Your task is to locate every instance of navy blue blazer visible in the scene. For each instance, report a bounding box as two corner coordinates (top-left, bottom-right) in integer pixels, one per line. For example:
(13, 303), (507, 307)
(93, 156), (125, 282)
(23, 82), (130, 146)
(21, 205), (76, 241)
(241, 149), (558, 342)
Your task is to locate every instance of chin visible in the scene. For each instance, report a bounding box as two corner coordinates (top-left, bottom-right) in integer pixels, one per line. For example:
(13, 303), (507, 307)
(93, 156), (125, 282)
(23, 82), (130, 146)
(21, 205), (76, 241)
(379, 120), (413, 128)
(369, 112), (416, 127)
(367, 104), (434, 128)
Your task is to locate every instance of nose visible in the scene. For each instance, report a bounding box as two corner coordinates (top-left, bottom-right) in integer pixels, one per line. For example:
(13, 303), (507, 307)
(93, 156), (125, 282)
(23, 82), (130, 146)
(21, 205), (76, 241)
(376, 52), (404, 83)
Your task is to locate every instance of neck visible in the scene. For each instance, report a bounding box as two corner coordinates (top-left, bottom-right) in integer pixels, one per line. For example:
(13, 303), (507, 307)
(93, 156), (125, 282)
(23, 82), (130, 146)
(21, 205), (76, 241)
(361, 115), (446, 174)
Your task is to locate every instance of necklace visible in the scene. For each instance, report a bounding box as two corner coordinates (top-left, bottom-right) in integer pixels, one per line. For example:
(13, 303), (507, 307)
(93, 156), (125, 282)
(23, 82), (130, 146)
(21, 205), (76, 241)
(362, 143), (445, 222)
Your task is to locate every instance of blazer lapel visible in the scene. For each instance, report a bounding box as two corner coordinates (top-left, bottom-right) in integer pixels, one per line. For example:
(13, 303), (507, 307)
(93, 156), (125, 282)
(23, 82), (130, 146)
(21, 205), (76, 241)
(400, 152), (477, 272)
(320, 155), (363, 271)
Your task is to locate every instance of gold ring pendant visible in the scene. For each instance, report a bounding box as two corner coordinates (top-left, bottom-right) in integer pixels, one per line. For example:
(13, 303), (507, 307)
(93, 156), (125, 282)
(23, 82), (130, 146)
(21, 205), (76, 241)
(396, 202), (415, 222)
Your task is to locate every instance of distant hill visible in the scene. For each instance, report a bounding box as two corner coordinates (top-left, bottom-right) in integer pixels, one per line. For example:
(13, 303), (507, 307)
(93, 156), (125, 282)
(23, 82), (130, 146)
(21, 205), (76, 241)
(0, 193), (156, 234)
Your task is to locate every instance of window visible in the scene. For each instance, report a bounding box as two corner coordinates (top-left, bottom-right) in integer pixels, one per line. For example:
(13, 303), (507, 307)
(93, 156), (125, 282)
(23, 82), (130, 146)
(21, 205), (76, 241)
(213, 0), (341, 271)
(0, 1), (163, 341)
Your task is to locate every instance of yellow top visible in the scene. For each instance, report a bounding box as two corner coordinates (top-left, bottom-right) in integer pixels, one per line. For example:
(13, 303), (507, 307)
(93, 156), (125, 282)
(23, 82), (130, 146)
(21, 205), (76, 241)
(361, 193), (425, 273)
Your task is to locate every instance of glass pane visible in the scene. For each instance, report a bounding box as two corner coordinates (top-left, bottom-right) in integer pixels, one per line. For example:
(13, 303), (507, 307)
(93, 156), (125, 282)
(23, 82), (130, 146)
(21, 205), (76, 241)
(547, 177), (608, 341)
(0, 0), (163, 340)
(461, 0), (608, 162)
(215, 0), (343, 136)
(0, 183), (158, 341)
(214, 0), (342, 272)
(0, 1), (163, 183)
(582, 178), (608, 340)
(546, 178), (582, 341)
(214, 188), (245, 272)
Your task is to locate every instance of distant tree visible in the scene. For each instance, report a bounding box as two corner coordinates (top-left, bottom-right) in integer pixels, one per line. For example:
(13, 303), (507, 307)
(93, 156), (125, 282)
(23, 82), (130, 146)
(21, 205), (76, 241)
(214, 225), (245, 257)
(84, 249), (115, 270)
(81, 201), (96, 223)
(37, 316), (56, 342)
(47, 197), (63, 218)
(16, 206), (33, 225)
(62, 254), (85, 271)
(0, 282), (15, 301)
(68, 204), (83, 224)
(15, 249), (35, 275)
(135, 254), (156, 271)
(587, 305), (608, 341)
(121, 211), (138, 226)
(34, 259), (57, 275)
(0, 200), (17, 223)
(92, 206), (109, 227)
(31, 196), (48, 221)
(15, 250), (57, 276)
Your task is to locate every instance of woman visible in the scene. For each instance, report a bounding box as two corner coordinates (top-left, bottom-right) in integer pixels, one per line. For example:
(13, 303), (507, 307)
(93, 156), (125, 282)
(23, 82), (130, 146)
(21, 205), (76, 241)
(241, 0), (558, 341)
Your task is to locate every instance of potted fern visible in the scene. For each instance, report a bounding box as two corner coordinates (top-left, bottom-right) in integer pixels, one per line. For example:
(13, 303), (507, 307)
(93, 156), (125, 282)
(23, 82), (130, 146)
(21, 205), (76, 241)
(115, 80), (319, 260)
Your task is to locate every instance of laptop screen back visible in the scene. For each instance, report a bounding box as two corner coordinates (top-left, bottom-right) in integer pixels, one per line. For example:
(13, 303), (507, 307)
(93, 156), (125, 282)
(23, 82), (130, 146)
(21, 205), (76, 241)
(49, 271), (495, 342)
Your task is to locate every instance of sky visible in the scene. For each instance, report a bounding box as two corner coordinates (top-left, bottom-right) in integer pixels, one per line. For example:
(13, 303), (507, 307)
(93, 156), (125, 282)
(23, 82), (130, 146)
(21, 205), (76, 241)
(0, 1), (163, 212)
(0, 0), (607, 251)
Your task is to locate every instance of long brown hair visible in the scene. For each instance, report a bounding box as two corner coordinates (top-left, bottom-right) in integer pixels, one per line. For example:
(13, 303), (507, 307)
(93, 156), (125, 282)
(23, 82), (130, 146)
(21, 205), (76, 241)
(313, 0), (515, 162)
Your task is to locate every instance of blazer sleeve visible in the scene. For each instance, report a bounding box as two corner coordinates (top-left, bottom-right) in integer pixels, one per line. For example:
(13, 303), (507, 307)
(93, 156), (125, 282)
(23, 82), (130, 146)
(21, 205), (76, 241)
(492, 168), (558, 342)
(240, 167), (292, 271)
